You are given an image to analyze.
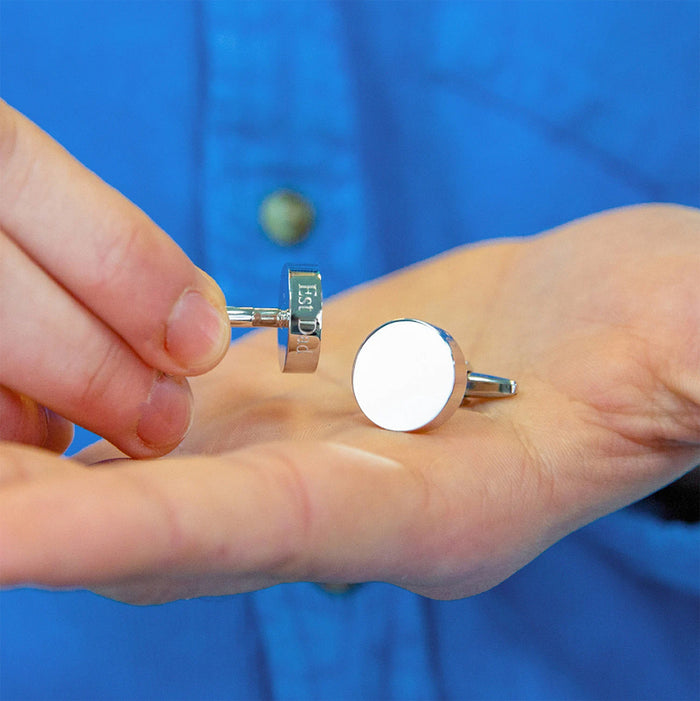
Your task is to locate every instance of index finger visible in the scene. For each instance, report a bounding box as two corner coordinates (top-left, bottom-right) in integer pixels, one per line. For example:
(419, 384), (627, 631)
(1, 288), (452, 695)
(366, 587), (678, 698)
(0, 101), (230, 376)
(0, 435), (533, 604)
(0, 442), (419, 601)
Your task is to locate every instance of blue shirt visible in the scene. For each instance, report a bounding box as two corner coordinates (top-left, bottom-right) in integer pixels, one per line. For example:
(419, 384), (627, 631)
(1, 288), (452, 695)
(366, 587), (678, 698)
(1, 2), (698, 699)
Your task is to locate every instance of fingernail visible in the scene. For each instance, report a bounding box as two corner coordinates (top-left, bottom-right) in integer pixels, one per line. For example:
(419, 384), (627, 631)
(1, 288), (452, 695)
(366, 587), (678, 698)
(137, 374), (193, 452)
(166, 287), (230, 373)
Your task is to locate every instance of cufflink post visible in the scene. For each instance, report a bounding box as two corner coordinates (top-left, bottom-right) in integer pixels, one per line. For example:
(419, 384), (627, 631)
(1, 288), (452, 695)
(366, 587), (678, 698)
(227, 307), (289, 328)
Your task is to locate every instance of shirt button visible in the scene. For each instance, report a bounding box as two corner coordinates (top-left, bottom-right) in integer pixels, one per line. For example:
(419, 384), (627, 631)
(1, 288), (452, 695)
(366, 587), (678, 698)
(259, 189), (315, 246)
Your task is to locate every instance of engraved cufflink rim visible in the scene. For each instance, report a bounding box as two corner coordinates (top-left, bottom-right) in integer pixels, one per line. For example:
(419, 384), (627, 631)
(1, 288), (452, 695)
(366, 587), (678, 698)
(227, 263), (322, 373)
(351, 318), (517, 432)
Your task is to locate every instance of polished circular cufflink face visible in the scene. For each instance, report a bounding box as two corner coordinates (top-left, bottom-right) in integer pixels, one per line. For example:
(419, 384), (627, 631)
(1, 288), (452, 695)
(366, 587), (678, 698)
(227, 264), (322, 373)
(352, 319), (517, 431)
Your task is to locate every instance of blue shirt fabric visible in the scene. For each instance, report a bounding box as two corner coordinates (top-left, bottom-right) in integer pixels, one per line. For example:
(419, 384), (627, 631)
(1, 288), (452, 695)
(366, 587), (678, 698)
(1, 2), (698, 699)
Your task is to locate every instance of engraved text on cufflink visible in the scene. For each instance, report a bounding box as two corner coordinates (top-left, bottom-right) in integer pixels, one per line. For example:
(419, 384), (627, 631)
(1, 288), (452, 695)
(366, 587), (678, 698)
(227, 264), (322, 373)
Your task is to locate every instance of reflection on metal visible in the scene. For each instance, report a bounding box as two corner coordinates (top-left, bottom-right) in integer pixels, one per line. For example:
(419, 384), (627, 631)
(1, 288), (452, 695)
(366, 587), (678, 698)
(352, 319), (517, 431)
(227, 264), (322, 373)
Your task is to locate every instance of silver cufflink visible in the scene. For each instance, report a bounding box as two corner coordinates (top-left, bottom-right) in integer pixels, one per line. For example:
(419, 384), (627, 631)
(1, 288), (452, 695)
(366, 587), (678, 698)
(352, 318), (517, 431)
(227, 264), (322, 373)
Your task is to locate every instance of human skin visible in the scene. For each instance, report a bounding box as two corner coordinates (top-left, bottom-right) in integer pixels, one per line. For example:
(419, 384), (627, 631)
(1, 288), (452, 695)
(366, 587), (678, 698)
(0, 199), (698, 603)
(0, 101), (230, 457)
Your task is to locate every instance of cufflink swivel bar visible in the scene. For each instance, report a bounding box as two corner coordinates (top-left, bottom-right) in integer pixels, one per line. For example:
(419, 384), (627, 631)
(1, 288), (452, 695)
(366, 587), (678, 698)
(226, 264), (322, 373)
(464, 373), (518, 398)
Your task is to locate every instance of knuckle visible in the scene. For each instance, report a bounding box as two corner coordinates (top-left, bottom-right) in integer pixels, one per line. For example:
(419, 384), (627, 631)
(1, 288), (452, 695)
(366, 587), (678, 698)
(86, 216), (147, 294)
(75, 339), (129, 412)
(241, 444), (316, 578)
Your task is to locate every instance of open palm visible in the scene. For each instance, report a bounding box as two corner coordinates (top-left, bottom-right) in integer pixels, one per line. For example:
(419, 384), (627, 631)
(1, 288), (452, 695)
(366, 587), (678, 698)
(2, 204), (698, 604)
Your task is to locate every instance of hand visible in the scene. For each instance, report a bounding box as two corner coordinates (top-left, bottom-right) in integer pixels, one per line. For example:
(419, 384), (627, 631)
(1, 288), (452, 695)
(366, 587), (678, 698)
(0, 103), (230, 457)
(1, 205), (698, 603)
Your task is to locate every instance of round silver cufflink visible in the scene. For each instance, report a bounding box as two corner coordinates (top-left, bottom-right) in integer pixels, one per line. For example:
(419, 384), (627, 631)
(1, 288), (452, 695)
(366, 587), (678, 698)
(352, 318), (517, 431)
(227, 264), (322, 373)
